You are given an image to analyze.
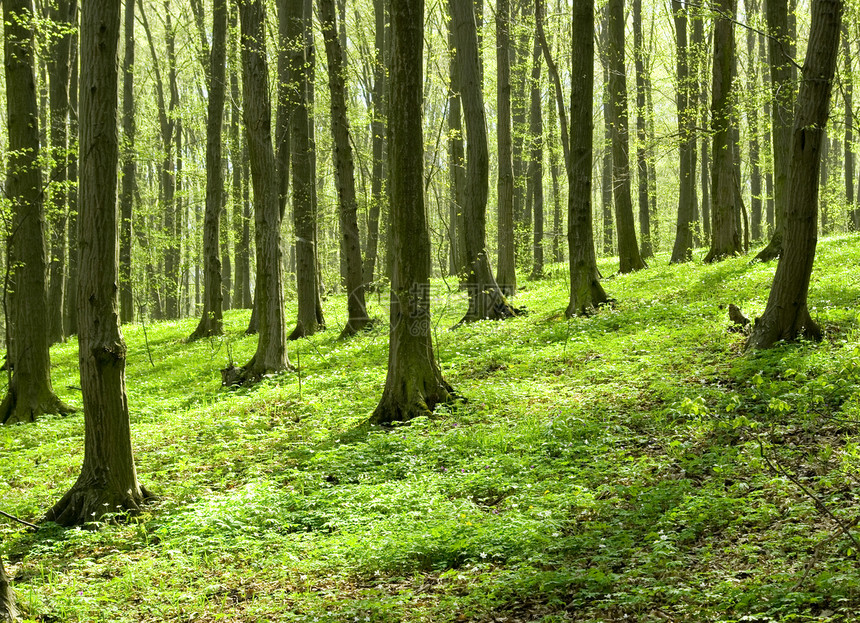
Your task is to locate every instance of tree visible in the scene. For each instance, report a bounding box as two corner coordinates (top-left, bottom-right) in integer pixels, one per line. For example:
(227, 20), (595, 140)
(318, 0), (371, 337)
(370, 0), (454, 424)
(747, 0), (843, 350)
(1, 0), (71, 425)
(228, 0), (291, 382)
(842, 20), (857, 231)
(45, 0), (149, 525)
(450, 0), (516, 323)
(633, 0), (653, 259)
(754, 0), (794, 261)
(0, 557), (19, 623)
(287, 0), (325, 339)
(188, 0), (229, 341)
(669, 0), (697, 264)
(528, 2), (545, 280)
(120, 0), (136, 323)
(46, 0), (76, 343)
(495, 0), (516, 295)
(447, 11), (466, 277)
(567, 0), (610, 316)
(606, 0), (647, 273)
(745, 0), (764, 241)
(704, 0), (744, 262)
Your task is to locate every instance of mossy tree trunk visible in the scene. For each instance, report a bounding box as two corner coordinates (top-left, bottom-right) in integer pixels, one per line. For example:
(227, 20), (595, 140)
(189, 0), (228, 341)
(318, 0), (371, 337)
(370, 0), (454, 425)
(45, 0), (149, 525)
(567, 0), (610, 317)
(747, 0), (842, 350)
(1, 0), (71, 426)
(745, 0), (764, 242)
(450, 0), (517, 323)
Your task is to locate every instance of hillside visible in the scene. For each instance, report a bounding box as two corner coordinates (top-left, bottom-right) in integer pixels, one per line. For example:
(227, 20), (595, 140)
(2, 236), (860, 623)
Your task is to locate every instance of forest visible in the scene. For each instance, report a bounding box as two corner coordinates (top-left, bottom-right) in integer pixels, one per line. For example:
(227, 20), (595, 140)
(1, 0), (859, 620)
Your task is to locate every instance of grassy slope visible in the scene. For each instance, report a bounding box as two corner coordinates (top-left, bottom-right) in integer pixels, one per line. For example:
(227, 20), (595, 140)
(1, 235), (860, 623)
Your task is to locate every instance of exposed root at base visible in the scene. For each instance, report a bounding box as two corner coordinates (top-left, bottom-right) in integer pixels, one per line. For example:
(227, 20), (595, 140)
(44, 485), (153, 528)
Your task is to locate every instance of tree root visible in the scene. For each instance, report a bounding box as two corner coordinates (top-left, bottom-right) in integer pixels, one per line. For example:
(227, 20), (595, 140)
(44, 484), (153, 528)
(0, 390), (74, 426)
(338, 317), (374, 340)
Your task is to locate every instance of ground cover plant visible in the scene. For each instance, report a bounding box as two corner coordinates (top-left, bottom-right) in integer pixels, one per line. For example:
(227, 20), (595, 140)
(1, 234), (860, 622)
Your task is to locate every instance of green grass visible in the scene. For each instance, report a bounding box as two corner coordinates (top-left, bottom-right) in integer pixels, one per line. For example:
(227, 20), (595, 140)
(2, 234), (860, 622)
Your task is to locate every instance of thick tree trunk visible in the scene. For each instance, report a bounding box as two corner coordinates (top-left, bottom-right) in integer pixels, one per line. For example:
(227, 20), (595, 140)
(633, 0), (652, 259)
(363, 0), (387, 287)
(47, 0), (76, 342)
(45, 0), (149, 525)
(189, 0), (228, 341)
(607, 0), (647, 273)
(755, 0), (794, 261)
(0, 558), (19, 623)
(670, 1), (696, 264)
(288, 0), (325, 340)
(64, 38), (79, 337)
(318, 0), (371, 337)
(371, 0), (453, 425)
(227, 0), (290, 381)
(450, 0), (517, 323)
(120, 0), (135, 324)
(495, 0), (516, 295)
(1, 0), (71, 425)
(567, 0), (610, 317)
(748, 0), (842, 350)
(704, 0), (743, 263)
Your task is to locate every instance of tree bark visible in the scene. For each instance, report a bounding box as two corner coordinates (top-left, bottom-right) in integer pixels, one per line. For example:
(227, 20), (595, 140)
(754, 0), (794, 261)
(704, 0), (744, 262)
(318, 0), (371, 337)
(447, 15), (466, 277)
(607, 0), (647, 273)
(363, 0), (387, 287)
(47, 0), (76, 342)
(670, 1), (696, 264)
(45, 0), (149, 525)
(747, 0), (842, 350)
(189, 0), (228, 341)
(64, 34), (80, 337)
(842, 21), (856, 230)
(528, 3), (544, 279)
(228, 0), (291, 381)
(370, 0), (454, 425)
(120, 0), (135, 324)
(495, 0), (516, 295)
(288, 0), (325, 340)
(633, 0), (652, 259)
(1, 0), (71, 425)
(450, 0), (517, 323)
(0, 558), (19, 623)
(746, 0), (764, 242)
(567, 0), (610, 317)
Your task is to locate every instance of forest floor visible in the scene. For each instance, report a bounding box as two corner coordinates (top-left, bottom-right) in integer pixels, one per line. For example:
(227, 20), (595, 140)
(2, 234), (860, 623)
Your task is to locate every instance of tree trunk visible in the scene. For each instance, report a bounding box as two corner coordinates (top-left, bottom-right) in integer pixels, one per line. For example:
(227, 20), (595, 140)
(450, 0), (517, 323)
(189, 0), (228, 341)
(843, 21), (856, 230)
(47, 0), (76, 342)
(228, 0), (290, 381)
(633, 0), (652, 259)
(370, 0), (454, 425)
(64, 35), (80, 337)
(318, 0), (371, 337)
(288, 0), (325, 340)
(670, 1), (696, 264)
(0, 558), (20, 623)
(1, 0), (71, 425)
(447, 16), (467, 277)
(120, 0), (135, 324)
(528, 4), (544, 279)
(601, 67), (614, 256)
(746, 0), (764, 241)
(748, 0), (842, 350)
(363, 0), (387, 288)
(755, 0), (794, 261)
(495, 0), (516, 295)
(607, 0), (647, 273)
(704, 0), (743, 263)
(567, 0), (610, 317)
(45, 0), (149, 525)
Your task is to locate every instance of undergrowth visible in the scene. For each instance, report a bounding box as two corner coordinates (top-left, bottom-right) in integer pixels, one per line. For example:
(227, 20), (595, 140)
(1, 235), (859, 622)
